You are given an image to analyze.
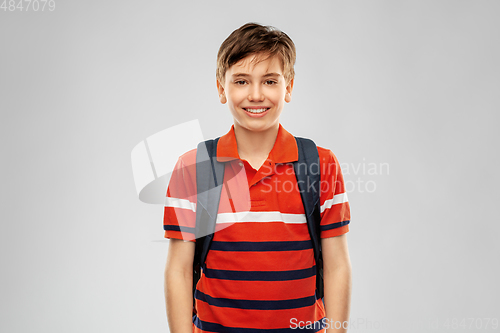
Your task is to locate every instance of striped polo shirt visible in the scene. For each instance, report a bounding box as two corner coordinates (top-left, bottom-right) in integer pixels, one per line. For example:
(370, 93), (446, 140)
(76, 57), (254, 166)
(164, 124), (350, 332)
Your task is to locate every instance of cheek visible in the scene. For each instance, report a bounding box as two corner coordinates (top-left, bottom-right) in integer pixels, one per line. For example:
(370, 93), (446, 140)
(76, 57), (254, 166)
(270, 90), (286, 103)
(227, 89), (245, 104)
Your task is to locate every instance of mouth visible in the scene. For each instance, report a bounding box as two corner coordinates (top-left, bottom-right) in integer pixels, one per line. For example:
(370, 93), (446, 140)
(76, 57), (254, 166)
(243, 107), (270, 114)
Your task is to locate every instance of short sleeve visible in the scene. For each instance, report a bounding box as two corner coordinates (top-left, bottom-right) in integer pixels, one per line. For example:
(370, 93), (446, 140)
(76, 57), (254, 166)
(318, 148), (351, 238)
(163, 150), (197, 242)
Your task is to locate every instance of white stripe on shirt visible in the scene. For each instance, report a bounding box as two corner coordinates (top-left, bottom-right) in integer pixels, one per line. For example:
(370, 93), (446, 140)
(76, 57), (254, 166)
(164, 197), (196, 212)
(216, 211), (307, 224)
(320, 192), (348, 213)
(166, 192), (347, 221)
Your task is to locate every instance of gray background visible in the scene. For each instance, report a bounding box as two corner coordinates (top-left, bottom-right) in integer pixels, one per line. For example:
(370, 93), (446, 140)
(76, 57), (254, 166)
(1, 0), (499, 332)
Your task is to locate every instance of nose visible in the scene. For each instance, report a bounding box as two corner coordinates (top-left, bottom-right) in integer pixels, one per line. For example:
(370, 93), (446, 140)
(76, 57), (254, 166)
(248, 84), (264, 102)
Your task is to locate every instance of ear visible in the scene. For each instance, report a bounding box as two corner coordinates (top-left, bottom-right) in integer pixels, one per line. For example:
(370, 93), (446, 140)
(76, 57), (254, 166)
(216, 79), (227, 104)
(284, 77), (294, 103)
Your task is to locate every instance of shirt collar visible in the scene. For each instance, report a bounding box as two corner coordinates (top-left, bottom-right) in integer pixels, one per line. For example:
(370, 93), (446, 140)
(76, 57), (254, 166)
(216, 123), (298, 164)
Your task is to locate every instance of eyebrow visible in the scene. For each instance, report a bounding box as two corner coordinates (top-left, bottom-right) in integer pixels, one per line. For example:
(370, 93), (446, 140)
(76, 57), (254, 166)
(231, 72), (282, 78)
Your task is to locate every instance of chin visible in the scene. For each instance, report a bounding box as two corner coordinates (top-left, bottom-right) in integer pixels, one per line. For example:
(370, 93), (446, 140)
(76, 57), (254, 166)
(245, 123), (276, 132)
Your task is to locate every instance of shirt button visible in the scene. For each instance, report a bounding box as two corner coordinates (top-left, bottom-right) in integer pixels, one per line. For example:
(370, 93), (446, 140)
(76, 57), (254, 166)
(239, 162), (243, 167)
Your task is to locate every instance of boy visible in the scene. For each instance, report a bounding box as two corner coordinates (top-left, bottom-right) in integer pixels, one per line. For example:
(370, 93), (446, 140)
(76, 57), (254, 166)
(164, 22), (351, 332)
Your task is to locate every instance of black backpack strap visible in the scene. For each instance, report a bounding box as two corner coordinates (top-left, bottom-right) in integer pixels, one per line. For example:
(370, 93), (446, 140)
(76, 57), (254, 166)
(193, 138), (225, 309)
(293, 137), (323, 299)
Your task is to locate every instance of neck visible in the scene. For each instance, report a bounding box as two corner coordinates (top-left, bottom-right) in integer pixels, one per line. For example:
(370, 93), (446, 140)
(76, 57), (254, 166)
(233, 123), (280, 161)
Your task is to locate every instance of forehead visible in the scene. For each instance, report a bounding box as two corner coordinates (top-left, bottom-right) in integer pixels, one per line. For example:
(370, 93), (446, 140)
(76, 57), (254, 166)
(228, 53), (283, 75)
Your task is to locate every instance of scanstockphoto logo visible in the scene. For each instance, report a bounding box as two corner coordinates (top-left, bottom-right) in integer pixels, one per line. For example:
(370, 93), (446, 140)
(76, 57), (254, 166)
(255, 158), (389, 195)
(131, 119), (251, 241)
(289, 317), (500, 331)
(131, 119), (206, 205)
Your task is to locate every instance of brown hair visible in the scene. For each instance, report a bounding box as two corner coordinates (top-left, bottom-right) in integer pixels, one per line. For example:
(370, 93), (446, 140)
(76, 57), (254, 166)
(216, 22), (296, 86)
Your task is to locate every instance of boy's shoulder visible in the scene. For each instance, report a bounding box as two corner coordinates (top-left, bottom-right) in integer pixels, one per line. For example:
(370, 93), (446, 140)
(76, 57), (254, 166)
(177, 147), (197, 165)
(316, 145), (340, 163)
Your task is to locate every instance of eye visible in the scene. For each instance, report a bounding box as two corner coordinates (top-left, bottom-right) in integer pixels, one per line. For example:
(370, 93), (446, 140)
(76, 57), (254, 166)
(234, 80), (247, 85)
(265, 80), (278, 85)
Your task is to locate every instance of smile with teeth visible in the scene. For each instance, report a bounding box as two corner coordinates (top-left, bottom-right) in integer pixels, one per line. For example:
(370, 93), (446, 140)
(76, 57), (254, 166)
(244, 108), (270, 114)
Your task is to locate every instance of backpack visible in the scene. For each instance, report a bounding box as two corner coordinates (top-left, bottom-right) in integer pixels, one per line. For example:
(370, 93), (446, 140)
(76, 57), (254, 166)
(192, 136), (323, 313)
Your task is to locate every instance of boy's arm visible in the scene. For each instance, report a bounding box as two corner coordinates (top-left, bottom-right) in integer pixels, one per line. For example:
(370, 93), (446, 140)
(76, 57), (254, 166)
(322, 234), (352, 332)
(164, 238), (195, 333)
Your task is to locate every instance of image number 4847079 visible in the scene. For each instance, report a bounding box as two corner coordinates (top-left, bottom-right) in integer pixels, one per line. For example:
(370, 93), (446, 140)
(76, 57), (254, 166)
(1, 0), (56, 11)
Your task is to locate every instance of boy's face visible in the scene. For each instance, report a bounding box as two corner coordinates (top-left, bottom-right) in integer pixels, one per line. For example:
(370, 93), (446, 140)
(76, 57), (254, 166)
(217, 53), (294, 134)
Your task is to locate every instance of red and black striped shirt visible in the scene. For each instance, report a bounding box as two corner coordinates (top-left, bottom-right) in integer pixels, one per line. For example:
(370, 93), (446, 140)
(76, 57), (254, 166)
(164, 124), (350, 332)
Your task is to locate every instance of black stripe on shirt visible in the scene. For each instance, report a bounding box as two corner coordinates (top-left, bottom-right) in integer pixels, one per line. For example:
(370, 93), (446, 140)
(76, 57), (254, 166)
(202, 265), (316, 281)
(163, 225), (196, 233)
(320, 220), (350, 232)
(195, 290), (316, 310)
(209, 240), (313, 252)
